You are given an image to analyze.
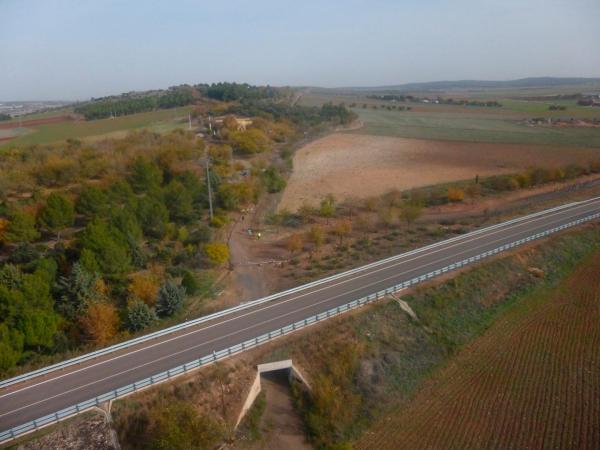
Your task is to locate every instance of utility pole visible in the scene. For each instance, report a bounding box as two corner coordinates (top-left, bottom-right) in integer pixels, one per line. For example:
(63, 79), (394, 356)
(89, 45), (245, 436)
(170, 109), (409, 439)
(205, 149), (214, 221)
(188, 113), (192, 130)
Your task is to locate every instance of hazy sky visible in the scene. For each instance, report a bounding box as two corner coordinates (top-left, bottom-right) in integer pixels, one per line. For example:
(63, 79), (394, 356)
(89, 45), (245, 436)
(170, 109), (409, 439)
(1, 0), (599, 100)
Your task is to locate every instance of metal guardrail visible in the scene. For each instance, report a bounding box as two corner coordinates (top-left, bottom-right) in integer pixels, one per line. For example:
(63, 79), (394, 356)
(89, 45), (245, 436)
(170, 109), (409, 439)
(2, 211), (599, 444)
(1, 196), (596, 391)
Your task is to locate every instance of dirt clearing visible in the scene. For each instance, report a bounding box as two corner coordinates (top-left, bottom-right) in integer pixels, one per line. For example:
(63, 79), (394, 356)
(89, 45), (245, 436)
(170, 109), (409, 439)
(278, 133), (600, 211)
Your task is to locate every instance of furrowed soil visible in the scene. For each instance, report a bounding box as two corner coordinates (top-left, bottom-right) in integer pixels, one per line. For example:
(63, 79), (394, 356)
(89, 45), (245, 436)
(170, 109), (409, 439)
(278, 132), (600, 211)
(357, 249), (600, 450)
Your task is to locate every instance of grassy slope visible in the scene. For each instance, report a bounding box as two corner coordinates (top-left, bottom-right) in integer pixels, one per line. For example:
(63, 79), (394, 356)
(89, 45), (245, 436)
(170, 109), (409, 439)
(358, 242), (600, 450)
(0, 106), (193, 147)
(268, 225), (600, 448)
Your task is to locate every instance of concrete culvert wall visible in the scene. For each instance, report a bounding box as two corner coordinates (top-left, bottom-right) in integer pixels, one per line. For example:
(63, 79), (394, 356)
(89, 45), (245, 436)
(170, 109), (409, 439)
(235, 359), (310, 428)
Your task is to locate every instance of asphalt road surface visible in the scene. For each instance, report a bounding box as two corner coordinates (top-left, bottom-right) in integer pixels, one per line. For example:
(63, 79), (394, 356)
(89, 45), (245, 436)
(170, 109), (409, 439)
(2, 197), (600, 434)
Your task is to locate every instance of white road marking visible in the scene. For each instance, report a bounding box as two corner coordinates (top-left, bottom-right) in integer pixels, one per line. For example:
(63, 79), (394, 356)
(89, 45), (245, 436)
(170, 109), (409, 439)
(1, 204), (597, 417)
(1, 201), (598, 403)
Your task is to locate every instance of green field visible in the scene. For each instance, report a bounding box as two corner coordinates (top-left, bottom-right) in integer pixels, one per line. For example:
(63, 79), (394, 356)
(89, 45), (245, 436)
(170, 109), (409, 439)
(1, 106), (193, 148)
(297, 90), (600, 147)
(349, 108), (600, 147)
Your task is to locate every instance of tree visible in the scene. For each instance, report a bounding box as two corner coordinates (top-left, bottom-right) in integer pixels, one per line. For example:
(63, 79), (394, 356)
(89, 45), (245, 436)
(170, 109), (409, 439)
(204, 242), (230, 267)
(0, 323), (24, 371)
(135, 196), (169, 238)
(79, 301), (120, 345)
(111, 207), (143, 242)
(319, 194), (336, 224)
(19, 310), (60, 349)
(164, 181), (196, 223)
(333, 220), (352, 247)
(79, 218), (131, 277)
(400, 203), (423, 226)
(56, 262), (101, 320)
(287, 233), (304, 254)
(129, 157), (163, 193)
(0, 217), (9, 244)
(218, 181), (256, 211)
(127, 300), (158, 332)
(76, 186), (109, 218)
(5, 209), (40, 243)
(129, 272), (160, 306)
(156, 280), (186, 317)
(307, 225), (325, 256)
(38, 193), (75, 239)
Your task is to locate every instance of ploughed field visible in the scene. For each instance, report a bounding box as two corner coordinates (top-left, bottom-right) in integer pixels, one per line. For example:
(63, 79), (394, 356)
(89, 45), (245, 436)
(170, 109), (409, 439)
(278, 132), (600, 211)
(357, 250), (600, 450)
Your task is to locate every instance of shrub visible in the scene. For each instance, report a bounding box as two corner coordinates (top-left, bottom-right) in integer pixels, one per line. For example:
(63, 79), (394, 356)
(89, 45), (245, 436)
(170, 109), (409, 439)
(204, 242), (230, 266)
(229, 128), (269, 154)
(447, 187), (465, 202)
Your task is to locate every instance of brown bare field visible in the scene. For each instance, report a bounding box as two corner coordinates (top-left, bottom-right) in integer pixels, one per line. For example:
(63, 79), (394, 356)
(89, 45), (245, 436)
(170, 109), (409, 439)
(278, 133), (600, 211)
(0, 115), (73, 130)
(357, 251), (600, 450)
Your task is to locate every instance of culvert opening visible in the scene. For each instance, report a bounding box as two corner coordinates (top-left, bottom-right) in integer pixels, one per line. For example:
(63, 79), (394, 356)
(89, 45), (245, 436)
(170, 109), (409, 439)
(235, 360), (312, 448)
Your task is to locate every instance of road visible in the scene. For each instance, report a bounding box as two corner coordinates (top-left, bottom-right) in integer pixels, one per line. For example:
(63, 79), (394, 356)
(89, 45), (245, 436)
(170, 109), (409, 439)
(1, 197), (600, 434)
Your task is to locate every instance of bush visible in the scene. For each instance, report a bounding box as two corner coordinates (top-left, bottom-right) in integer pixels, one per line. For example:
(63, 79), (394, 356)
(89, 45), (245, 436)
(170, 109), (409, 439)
(261, 166), (287, 193)
(204, 242), (229, 266)
(229, 128), (269, 154)
(447, 187), (465, 202)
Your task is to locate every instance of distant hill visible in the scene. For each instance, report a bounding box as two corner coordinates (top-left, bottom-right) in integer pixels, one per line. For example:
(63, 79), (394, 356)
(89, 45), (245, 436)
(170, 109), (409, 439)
(338, 77), (600, 92)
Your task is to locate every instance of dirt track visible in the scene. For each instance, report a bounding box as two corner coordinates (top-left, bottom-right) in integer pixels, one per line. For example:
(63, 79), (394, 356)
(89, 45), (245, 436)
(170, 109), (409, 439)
(278, 133), (600, 211)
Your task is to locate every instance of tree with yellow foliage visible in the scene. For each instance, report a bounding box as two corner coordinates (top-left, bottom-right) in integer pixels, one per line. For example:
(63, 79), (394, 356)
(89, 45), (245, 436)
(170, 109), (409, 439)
(79, 302), (120, 345)
(128, 272), (160, 306)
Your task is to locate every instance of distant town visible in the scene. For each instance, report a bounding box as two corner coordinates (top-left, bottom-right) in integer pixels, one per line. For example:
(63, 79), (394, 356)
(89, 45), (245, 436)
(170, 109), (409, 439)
(0, 100), (71, 118)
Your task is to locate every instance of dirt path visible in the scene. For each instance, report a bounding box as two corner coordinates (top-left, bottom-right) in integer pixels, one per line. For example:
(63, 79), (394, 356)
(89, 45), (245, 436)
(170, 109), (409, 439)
(258, 371), (312, 450)
(227, 216), (270, 302)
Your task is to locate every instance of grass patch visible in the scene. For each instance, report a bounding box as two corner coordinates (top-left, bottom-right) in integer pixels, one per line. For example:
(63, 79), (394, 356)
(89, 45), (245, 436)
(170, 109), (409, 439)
(1, 106), (193, 147)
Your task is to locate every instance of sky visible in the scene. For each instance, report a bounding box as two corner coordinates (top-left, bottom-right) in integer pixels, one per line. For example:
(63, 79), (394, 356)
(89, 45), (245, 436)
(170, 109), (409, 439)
(1, 0), (599, 101)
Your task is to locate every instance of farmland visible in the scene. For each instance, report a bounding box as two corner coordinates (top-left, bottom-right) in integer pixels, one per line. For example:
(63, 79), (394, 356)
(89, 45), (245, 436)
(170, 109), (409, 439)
(299, 90), (600, 147)
(0, 106), (193, 148)
(278, 132), (600, 211)
(350, 107), (600, 147)
(357, 247), (600, 450)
